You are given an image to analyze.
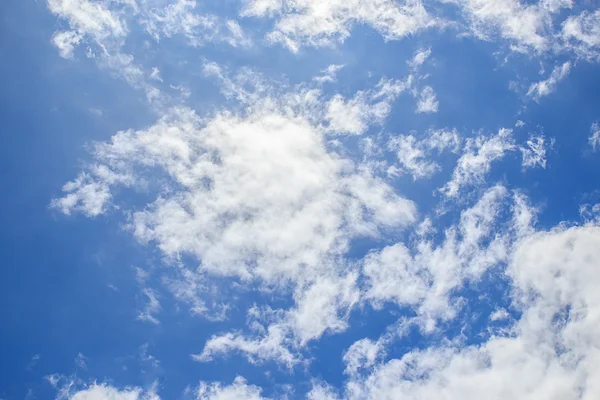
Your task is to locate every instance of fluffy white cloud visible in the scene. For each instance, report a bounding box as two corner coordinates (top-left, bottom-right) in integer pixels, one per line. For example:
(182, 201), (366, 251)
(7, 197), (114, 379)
(527, 62), (571, 100)
(46, 1), (600, 395)
(520, 134), (550, 169)
(313, 64), (345, 84)
(47, 0), (127, 45)
(195, 377), (267, 400)
(140, 0), (251, 48)
(307, 382), (340, 400)
(540, 0), (573, 13)
(54, 68), (417, 366)
(415, 86), (439, 113)
(343, 338), (385, 377)
(56, 383), (159, 400)
(561, 10), (600, 60)
(241, 0), (437, 52)
(442, 0), (550, 51)
(51, 165), (133, 217)
(194, 321), (301, 368)
(326, 78), (409, 134)
(51, 30), (83, 58)
(441, 128), (515, 198)
(195, 272), (361, 366)
(337, 223), (600, 400)
(363, 185), (521, 324)
(387, 129), (460, 180)
(408, 48), (432, 69)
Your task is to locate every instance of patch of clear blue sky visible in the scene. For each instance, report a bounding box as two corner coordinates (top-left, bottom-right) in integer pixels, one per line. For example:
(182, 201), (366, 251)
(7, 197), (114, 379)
(1, 0), (600, 399)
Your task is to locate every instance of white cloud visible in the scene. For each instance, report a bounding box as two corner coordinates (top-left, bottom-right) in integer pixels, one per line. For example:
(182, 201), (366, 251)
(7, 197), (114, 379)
(363, 185), (518, 324)
(45, 0), (600, 397)
(415, 86), (439, 113)
(55, 382), (159, 400)
(196, 273), (360, 366)
(389, 135), (440, 180)
(441, 128), (515, 198)
(313, 64), (345, 84)
(326, 78), (409, 134)
(51, 165), (133, 217)
(443, 0), (550, 51)
(47, 0), (167, 106)
(343, 338), (385, 377)
(89, 108), (103, 117)
(541, 0), (573, 13)
(47, 0), (127, 45)
(137, 288), (161, 325)
(408, 47), (432, 69)
(140, 0), (252, 48)
(114, 107), (415, 283)
(520, 134), (550, 169)
(561, 10), (600, 60)
(51, 30), (83, 58)
(489, 307), (511, 321)
(590, 122), (600, 151)
(194, 323), (300, 368)
(307, 382), (340, 400)
(195, 377), (267, 400)
(340, 222), (600, 400)
(150, 67), (163, 82)
(241, 0), (437, 52)
(55, 68), (418, 366)
(292, 273), (360, 344)
(527, 61), (571, 100)
(580, 203), (600, 222)
(134, 267), (162, 324)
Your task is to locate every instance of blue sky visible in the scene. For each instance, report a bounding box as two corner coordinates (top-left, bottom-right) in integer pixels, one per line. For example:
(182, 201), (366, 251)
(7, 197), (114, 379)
(2, 0), (600, 399)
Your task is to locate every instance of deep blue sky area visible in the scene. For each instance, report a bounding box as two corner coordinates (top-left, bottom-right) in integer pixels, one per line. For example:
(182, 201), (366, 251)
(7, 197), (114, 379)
(1, 1), (600, 399)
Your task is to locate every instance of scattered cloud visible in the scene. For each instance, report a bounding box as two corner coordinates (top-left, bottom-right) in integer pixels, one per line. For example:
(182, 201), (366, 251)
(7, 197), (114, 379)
(54, 67), (418, 366)
(415, 85), (439, 113)
(41, 1), (600, 398)
(520, 134), (551, 169)
(441, 128), (515, 198)
(74, 353), (87, 370)
(50, 378), (160, 400)
(388, 128), (461, 180)
(527, 62), (571, 100)
(590, 122), (600, 151)
(443, 0), (550, 51)
(408, 47), (432, 69)
(51, 30), (83, 59)
(313, 64), (345, 84)
(326, 78), (409, 134)
(195, 377), (267, 400)
(140, 0), (252, 48)
(341, 224), (600, 400)
(241, 0), (438, 52)
(561, 10), (600, 60)
(364, 185), (521, 324)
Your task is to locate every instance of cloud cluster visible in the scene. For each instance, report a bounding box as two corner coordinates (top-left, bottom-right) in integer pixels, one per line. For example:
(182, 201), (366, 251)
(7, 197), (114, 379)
(332, 224), (600, 400)
(241, 0), (437, 52)
(51, 380), (159, 400)
(140, 0), (251, 48)
(44, 0), (600, 398)
(53, 66), (421, 364)
(388, 128), (461, 180)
